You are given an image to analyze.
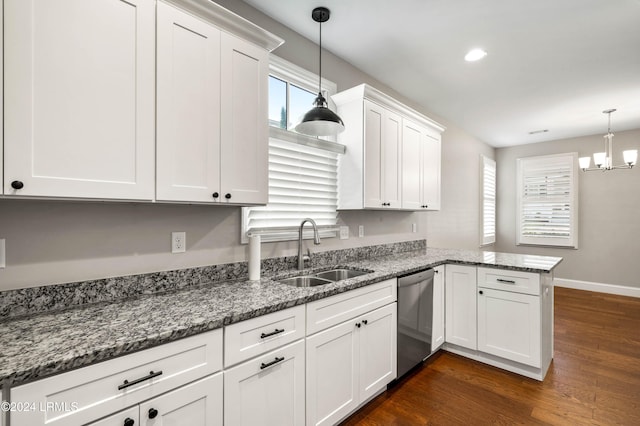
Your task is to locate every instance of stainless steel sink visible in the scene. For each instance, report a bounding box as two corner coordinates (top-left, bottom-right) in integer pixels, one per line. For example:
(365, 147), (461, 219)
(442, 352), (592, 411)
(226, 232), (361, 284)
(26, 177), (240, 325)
(277, 276), (333, 287)
(276, 268), (370, 288)
(313, 268), (369, 281)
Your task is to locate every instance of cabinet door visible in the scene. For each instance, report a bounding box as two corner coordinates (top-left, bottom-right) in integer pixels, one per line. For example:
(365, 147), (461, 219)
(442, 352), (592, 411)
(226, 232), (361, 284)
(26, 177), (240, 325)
(306, 320), (359, 426)
(4, 0), (155, 200)
(363, 100), (401, 209)
(220, 33), (269, 205)
(87, 407), (138, 426)
(224, 340), (305, 426)
(359, 303), (397, 402)
(432, 265), (445, 350)
(139, 373), (222, 426)
(421, 131), (441, 210)
(401, 119), (422, 210)
(445, 265), (477, 350)
(156, 1), (221, 202)
(478, 288), (541, 367)
(382, 110), (403, 209)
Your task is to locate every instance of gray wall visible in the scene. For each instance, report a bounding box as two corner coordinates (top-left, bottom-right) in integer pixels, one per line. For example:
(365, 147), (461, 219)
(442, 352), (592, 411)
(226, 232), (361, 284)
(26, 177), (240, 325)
(495, 128), (640, 288)
(0, 1), (493, 291)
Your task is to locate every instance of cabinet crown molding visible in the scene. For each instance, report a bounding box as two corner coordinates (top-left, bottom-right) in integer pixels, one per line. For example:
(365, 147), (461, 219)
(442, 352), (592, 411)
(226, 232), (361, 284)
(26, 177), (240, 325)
(332, 84), (446, 133)
(161, 0), (284, 51)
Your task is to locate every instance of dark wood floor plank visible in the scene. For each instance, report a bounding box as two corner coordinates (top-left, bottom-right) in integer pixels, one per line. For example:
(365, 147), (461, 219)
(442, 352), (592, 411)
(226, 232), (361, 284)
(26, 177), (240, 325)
(340, 288), (640, 426)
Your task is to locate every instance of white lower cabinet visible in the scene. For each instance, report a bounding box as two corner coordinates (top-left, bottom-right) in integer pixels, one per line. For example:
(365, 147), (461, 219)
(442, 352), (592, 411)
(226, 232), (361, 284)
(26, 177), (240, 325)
(306, 303), (397, 426)
(89, 374), (222, 426)
(139, 373), (222, 426)
(477, 288), (541, 368)
(431, 265), (445, 350)
(10, 329), (223, 426)
(445, 264), (477, 350)
(87, 406), (139, 426)
(224, 340), (305, 426)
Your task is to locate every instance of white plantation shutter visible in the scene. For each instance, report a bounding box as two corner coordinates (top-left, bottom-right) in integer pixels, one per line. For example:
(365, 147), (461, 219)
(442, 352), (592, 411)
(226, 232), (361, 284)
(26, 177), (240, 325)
(516, 153), (578, 248)
(481, 156), (496, 245)
(243, 135), (340, 242)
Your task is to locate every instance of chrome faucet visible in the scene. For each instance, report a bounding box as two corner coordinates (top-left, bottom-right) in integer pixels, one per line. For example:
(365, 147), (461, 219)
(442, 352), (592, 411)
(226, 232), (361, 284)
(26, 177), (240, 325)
(298, 218), (321, 270)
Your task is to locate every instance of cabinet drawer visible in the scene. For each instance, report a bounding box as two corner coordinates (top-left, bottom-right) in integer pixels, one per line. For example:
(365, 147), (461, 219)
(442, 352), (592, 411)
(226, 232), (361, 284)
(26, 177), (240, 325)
(477, 267), (540, 295)
(224, 305), (305, 367)
(306, 279), (397, 335)
(10, 329), (222, 426)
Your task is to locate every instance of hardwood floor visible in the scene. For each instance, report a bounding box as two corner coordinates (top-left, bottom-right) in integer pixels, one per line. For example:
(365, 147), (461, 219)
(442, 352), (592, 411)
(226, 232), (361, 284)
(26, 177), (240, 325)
(341, 287), (640, 425)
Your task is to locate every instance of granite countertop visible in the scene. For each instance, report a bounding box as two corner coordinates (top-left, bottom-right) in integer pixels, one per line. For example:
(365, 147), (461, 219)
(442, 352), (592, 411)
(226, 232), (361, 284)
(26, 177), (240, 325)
(0, 247), (561, 388)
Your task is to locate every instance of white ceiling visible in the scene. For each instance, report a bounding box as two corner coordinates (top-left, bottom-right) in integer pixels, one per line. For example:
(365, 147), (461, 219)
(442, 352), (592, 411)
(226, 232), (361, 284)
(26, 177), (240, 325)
(243, 0), (640, 147)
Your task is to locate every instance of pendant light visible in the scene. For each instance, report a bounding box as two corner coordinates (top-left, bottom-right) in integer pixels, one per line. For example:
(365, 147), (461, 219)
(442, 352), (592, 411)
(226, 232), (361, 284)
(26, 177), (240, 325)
(579, 109), (638, 171)
(294, 7), (345, 137)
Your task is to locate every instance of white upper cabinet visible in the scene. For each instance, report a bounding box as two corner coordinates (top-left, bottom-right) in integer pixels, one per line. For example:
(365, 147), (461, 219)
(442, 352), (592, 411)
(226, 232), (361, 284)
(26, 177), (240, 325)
(402, 118), (441, 210)
(3, 0), (156, 200)
(3, 0), (282, 204)
(219, 33), (269, 205)
(156, 1), (221, 203)
(156, 3), (270, 205)
(363, 100), (402, 208)
(333, 84), (444, 211)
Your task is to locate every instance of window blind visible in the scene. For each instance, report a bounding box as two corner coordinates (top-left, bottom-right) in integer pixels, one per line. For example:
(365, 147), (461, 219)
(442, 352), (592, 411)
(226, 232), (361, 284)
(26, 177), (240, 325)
(243, 137), (339, 242)
(516, 153), (578, 248)
(481, 156), (496, 245)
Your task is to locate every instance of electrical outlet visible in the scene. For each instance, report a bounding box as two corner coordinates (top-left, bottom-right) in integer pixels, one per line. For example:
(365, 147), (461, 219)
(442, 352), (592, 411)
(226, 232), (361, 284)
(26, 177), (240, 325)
(339, 226), (349, 240)
(412, 223), (417, 233)
(358, 225), (364, 238)
(0, 239), (5, 268)
(171, 232), (186, 253)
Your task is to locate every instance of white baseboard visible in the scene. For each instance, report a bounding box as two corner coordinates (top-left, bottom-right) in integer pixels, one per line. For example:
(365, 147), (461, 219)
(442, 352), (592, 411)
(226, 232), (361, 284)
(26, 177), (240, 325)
(554, 278), (640, 298)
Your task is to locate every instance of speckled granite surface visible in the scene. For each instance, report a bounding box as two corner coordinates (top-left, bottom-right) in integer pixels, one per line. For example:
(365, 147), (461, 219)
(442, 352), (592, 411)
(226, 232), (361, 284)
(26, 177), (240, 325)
(0, 245), (561, 387)
(0, 240), (426, 319)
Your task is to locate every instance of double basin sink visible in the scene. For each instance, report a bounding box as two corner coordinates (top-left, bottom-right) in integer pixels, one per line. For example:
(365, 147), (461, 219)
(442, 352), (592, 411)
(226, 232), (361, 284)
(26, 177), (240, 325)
(277, 268), (369, 287)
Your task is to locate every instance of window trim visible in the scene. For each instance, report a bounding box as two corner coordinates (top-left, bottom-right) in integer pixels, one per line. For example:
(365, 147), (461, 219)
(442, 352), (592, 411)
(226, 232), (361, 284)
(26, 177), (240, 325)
(516, 152), (579, 248)
(480, 155), (496, 247)
(241, 56), (342, 244)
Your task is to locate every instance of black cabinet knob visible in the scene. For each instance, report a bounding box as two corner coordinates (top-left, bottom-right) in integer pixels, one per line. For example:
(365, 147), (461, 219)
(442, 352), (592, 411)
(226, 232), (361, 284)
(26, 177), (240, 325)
(212, 192), (219, 198)
(424, 205), (428, 209)
(11, 180), (24, 190)
(124, 418), (135, 426)
(148, 408), (158, 419)
(479, 290), (484, 295)
(225, 193), (232, 199)
(355, 322), (361, 328)
(362, 319), (368, 325)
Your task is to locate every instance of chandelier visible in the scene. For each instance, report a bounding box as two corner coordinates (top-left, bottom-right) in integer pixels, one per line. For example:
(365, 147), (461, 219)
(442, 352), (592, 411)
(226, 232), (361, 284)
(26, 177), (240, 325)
(579, 109), (637, 171)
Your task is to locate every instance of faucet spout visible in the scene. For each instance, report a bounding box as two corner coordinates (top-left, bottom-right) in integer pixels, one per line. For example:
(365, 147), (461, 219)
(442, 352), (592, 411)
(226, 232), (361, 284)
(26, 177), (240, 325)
(298, 218), (321, 270)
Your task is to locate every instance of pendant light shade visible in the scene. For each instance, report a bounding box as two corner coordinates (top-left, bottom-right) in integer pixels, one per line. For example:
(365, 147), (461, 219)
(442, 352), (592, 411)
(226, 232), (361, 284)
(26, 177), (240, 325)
(295, 93), (345, 136)
(294, 7), (345, 137)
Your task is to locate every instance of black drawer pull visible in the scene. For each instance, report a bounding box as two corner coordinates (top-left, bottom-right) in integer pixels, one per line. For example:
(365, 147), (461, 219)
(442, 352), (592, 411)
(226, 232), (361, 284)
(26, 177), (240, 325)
(118, 370), (163, 390)
(260, 328), (285, 339)
(260, 356), (285, 370)
(124, 418), (135, 426)
(497, 278), (516, 284)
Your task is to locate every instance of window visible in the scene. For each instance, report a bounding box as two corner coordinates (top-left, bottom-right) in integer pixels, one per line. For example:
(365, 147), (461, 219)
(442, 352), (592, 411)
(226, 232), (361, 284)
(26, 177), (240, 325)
(516, 153), (578, 248)
(481, 155), (496, 246)
(243, 56), (344, 243)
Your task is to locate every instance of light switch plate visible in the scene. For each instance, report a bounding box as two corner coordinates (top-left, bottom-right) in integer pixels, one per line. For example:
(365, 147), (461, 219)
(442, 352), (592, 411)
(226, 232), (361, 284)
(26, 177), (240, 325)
(339, 226), (349, 240)
(412, 223), (417, 233)
(358, 225), (364, 238)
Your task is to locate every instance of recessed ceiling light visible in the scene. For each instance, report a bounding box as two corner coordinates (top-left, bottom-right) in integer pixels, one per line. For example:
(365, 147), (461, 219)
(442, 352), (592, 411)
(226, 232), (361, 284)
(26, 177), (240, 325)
(464, 48), (487, 62)
(529, 129), (549, 135)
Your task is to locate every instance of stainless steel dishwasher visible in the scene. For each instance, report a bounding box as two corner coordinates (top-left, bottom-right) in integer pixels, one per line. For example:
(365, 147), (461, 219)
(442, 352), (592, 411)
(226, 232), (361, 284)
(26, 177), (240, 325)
(397, 268), (436, 378)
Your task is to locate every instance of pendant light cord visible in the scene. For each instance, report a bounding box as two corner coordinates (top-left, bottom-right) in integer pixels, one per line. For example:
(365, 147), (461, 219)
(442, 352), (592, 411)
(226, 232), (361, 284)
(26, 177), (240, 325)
(318, 18), (323, 96)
